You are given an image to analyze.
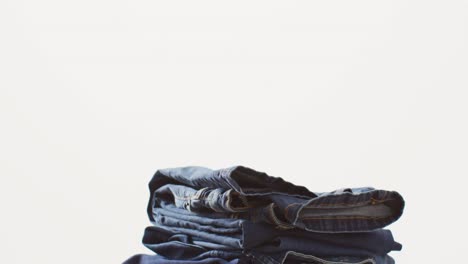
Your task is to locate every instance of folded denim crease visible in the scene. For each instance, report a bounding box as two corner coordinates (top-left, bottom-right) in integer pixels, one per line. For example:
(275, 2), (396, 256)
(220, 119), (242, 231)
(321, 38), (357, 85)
(125, 166), (405, 264)
(148, 166), (405, 233)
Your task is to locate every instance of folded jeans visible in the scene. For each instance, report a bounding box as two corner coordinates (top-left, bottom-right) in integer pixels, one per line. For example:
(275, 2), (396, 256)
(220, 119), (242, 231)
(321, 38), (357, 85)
(123, 252), (396, 264)
(130, 166), (405, 264)
(148, 166), (405, 233)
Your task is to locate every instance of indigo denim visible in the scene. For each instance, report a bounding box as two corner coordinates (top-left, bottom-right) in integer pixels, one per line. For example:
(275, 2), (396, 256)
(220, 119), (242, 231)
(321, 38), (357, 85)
(250, 252), (396, 264)
(123, 252), (395, 264)
(148, 166), (405, 233)
(123, 254), (244, 264)
(141, 218), (401, 263)
(147, 205), (401, 255)
(126, 166), (405, 264)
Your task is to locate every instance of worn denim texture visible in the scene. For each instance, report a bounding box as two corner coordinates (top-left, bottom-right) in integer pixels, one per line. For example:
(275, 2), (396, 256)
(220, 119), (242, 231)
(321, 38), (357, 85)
(124, 252), (395, 264)
(148, 166), (404, 233)
(147, 205), (401, 254)
(123, 254), (244, 264)
(126, 166), (405, 264)
(140, 222), (400, 263)
(249, 252), (396, 264)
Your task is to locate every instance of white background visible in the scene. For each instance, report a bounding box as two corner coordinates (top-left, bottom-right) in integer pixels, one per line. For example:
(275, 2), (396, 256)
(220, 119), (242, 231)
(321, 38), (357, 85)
(1, 1), (467, 263)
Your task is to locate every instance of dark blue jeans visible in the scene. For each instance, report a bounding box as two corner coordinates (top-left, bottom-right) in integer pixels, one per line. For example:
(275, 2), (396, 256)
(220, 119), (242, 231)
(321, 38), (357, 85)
(128, 166), (404, 264)
(123, 254), (244, 264)
(124, 252), (395, 264)
(148, 166), (404, 233)
(147, 205), (401, 255)
(141, 214), (400, 263)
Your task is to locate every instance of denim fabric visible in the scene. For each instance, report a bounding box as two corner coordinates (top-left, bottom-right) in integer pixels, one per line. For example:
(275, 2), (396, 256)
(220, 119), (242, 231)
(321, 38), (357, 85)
(148, 166), (404, 233)
(142, 220), (400, 262)
(250, 251), (396, 264)
(142, 226), (242, 260)
(123, 254), (245, 264)
(261, 251), (397, 264)
(147, 205), (401, 256)
(125, 166), (405, 264)
(123, 252), (395, 264)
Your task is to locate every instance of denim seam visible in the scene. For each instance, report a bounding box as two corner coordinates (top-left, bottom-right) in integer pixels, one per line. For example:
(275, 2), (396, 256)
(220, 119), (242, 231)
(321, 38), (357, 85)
(290, 194), (398, 226)
(284, 198), (392, 216)
(304, 198), (392, 207)
(301, 216), (389, 220)
(166, 240), (207, 250)
(284, 203), (299, 219)
(285, 201), (390, 224)
(266, 203), (295, 229)
(281, 251), (376, 264)
(285, 201), (381, 222)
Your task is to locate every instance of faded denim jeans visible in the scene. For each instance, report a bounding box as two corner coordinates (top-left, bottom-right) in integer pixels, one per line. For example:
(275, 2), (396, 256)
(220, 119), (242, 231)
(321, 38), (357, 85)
(147, 166), (404, 233)
(125, 166), (405, 264)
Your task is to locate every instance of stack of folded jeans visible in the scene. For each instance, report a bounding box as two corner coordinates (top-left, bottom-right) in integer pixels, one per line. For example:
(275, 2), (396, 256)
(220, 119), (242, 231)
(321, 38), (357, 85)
(124, 166), (405, 264)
